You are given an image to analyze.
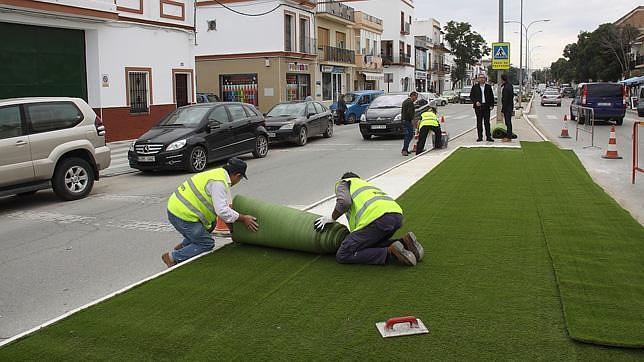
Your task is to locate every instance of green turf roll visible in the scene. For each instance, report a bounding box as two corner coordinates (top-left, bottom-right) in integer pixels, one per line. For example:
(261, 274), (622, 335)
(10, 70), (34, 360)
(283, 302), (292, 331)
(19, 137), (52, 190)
(492, 123), (507, 139)
(231, 195), (349, 254)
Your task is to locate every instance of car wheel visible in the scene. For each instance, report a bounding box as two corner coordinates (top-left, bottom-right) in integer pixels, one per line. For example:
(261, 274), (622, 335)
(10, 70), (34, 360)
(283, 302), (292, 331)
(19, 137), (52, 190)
(347, 114), (356, 124)
(323, 122), (333, 138)
(616, 117), (624, 126)
(188, 145), (208, 173)
(442, 100), (447, 106)
(52, 157), (95, 201)
(296, 126), (308, 146)
(252, 134), (269, 158)
(361, 133), (372, 140)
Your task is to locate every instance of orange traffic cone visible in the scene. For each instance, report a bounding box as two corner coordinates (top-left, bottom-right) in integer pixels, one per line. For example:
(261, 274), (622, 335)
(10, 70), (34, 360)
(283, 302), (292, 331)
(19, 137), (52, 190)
(412, 126), (419, 153)
(213, 204), (232, 237)
(564, 114), (568, 121)
(602, 126), (622, 159)
(559, 117), (571, 138)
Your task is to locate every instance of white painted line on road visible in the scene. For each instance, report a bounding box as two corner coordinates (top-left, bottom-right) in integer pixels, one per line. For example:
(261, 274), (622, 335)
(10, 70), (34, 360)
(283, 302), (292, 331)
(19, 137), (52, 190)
(453, 115), (469, 120)
(90, 194), (166, 204)
(7, 211), (96, 224)
(546, 115), (558, 120)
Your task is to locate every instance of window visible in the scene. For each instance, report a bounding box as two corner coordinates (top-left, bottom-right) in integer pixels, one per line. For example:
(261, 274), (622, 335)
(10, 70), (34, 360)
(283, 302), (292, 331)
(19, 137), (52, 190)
(227, 105), (247, 121)
(284, 13), (295, 52)
(313, 102), (324, 113)
(336, 31), (346, 48)
(0, 105), (22, 140)
(400, 12), (404, 32)
(299, 17), (310, 53)
(317, 27), (329, 49)
(243, 105), (260, 117)
(407, 45), (412, 58)
(26, 102), (83, 133)
(208, 106), (230, 123)
(127, 70), (151, 113)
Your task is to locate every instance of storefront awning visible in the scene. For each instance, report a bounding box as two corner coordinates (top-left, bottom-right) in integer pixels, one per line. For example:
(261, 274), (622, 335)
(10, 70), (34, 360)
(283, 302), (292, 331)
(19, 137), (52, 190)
(362, 72), (384, 81)
(620, 76), (644, 86)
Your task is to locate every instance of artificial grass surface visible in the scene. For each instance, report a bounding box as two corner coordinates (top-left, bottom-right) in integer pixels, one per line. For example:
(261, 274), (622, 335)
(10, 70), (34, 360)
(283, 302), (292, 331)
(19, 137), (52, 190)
(1, 142), (643, 360)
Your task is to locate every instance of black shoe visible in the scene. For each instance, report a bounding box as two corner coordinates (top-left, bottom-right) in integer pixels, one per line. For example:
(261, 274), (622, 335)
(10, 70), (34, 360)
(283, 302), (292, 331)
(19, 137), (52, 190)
(487, 138), (494, 142)
(476, 138), (483, 142)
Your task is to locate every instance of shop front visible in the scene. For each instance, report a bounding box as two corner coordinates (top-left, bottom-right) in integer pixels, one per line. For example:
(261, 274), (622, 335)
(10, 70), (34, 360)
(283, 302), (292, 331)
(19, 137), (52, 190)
(415, 71), (428, 92)
(286, 62), (311, 101)
(320, 65), (347, 102)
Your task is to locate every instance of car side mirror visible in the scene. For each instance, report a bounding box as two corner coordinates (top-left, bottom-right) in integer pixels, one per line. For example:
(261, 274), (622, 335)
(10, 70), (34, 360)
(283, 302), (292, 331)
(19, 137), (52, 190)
(208, 120), (221, 130)
(307, 113), (315, 119)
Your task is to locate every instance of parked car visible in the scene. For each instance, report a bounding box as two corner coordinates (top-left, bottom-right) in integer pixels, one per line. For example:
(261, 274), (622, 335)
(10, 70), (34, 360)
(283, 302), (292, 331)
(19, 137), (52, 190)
(359, 93), (431, 140)
(196, 93), (220, 103)
(264, 101), (333, 146)
(638, 88), (644, 117)
(329, 90), (384, 123)
(561, 87), (575, 98)
(459, 86), (473, 103)
(442, 90), (459, 103)
(421, 92), (448, 106)
(570, 83), (627, 125)
(541, 90), (562, 107)
(0, 97), (111, 200)
(128, 102), (268, 172)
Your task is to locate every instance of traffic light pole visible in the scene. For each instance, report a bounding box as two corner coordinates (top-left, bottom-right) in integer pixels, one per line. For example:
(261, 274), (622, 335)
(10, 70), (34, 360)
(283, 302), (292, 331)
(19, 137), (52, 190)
(497, 0), (504, 123)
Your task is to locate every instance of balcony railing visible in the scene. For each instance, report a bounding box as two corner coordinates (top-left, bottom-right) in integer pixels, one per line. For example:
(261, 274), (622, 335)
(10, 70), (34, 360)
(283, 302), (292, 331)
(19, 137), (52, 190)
(317, 1), (354, 22)
(362, 12), (383, 26)
(319, 45), (355, 64)
(431, 63), (451, 74)
(401, 22), (411, 35)
(382, 54), (412, 65)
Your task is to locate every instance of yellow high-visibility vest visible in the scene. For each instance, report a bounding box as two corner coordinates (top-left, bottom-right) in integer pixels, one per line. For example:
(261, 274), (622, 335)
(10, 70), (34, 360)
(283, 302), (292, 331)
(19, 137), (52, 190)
(336, 177), (403, 232)
(419, 111), (439, 129)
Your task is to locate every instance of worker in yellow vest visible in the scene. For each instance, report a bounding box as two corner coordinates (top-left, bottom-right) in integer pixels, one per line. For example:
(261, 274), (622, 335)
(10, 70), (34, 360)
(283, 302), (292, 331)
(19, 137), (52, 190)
(314, 172), (424, 266)
(162, 158), (259, 267)
(416, 106), (442, 155)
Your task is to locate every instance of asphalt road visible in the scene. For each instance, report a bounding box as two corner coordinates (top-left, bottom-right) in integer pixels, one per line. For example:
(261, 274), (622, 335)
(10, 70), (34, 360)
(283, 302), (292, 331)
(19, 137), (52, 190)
(0, 103), (479, 340)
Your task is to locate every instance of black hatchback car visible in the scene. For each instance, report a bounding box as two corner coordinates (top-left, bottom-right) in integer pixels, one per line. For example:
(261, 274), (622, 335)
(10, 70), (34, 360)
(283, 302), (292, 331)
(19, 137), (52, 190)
(359, 93), (431, 139)
(264, 101), (333, 146)
(128, 103), (269, 172)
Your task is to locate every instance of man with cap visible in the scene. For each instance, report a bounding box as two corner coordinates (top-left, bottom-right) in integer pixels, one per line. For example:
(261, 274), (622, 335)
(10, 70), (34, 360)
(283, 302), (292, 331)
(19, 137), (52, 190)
(162, 157), (259, 267)
(416, 105), (441, 154)
(313, 172), (424, 266)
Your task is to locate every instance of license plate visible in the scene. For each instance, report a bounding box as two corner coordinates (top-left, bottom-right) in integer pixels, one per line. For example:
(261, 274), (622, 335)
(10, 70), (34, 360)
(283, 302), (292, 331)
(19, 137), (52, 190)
(597, 102), (611, 107)
(371, 125), (387, 130)
(268, 132), (276, 138)
(138, 156), (155, 162)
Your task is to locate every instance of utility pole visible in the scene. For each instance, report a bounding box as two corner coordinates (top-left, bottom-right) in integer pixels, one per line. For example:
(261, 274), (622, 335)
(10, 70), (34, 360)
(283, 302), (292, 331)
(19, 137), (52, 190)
(497, 0), (504, 123)
(518, 0), (523, 110)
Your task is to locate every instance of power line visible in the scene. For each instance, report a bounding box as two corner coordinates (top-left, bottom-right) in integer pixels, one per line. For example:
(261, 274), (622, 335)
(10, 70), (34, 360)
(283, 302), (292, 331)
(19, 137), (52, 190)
(212, 0), (283, 17)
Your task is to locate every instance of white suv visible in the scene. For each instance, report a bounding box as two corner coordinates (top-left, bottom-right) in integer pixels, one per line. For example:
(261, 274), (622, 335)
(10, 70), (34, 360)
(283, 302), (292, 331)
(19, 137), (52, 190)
(0, 97), (111, 200)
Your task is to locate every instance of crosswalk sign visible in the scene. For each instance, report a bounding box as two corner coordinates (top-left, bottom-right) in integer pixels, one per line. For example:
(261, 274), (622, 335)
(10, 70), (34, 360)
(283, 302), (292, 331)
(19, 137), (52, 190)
(492, 42), (510, 70)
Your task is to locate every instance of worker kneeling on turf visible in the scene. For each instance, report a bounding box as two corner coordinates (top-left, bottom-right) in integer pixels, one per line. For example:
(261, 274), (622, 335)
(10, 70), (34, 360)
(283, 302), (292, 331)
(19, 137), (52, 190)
(314, 172), (424, 266)
(162, 158), (259, 267)
(416, 106), (442, 154)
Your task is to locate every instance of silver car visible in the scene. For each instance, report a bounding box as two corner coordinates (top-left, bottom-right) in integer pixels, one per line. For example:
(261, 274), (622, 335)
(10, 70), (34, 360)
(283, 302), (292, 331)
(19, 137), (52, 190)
(541, 91), (562, 107)
(0, 97), (111, 200)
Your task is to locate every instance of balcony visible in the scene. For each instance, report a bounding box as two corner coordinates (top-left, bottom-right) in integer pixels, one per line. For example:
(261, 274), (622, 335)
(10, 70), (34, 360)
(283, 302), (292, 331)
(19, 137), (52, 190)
(382, 54), (412, 66)
(431, 63), (451, 75)
(318, 45), (355, 64)
(354, 11), (383, 32)
(415, 36), (431, 49)
(316, 1), (354, 23)
(400, 22), (411, 35)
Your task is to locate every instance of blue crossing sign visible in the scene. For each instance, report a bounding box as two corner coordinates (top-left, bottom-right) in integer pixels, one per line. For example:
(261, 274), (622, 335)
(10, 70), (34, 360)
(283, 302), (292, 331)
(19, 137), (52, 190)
(492, 42), (510, 70)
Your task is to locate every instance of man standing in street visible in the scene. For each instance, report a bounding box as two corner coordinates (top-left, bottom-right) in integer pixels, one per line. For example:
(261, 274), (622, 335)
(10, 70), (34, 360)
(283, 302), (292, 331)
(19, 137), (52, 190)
(501, 74), (515, 142)
(469, 74), (495, 142)
(313, 172), (424, 266)
(336, 94), (347, 125)
(401, 91), (418, 156)
(162, 158), (259, 267)
(416, 106), (442, 154)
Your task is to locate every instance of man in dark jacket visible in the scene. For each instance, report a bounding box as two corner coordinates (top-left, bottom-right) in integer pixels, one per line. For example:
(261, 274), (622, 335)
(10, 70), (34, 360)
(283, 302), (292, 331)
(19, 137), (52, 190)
(336, 94), (347, 125)
(469, 74), (495, 142)
(500, 74), (514, 142)
(401, 92), (418, 156)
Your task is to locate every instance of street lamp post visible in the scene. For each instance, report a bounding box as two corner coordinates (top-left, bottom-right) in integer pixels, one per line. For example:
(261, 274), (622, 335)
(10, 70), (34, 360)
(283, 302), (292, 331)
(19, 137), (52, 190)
(497, 0), (504, 123)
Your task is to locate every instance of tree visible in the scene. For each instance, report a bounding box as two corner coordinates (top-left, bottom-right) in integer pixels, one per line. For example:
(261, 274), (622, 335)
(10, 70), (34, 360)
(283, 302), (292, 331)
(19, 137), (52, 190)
(487, 65), (519, 84)
(597, 23), (638, 78)
(444, 21), (490, 89)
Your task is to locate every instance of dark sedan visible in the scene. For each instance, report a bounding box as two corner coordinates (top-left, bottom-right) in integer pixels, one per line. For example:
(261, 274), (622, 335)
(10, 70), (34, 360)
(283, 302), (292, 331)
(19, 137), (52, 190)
(128, 102), (269, 172)
(359, 93), (431, 140)
(264, 101), (333, 146)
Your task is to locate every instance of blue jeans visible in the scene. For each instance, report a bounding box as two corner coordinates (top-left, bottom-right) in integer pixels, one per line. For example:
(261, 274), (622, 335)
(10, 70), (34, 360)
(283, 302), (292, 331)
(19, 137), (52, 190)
(168, 211), (215, 263)
(402, 121), (414, 152)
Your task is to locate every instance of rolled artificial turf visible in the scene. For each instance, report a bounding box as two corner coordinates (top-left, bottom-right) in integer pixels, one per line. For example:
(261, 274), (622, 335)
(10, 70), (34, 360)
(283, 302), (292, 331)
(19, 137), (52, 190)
(231, 195), (349, 253)
(1, 143), (642, 359)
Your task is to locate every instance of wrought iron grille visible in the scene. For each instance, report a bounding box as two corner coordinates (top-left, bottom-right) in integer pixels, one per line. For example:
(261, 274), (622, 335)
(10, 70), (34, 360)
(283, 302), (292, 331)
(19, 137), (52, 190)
(129, 72), (149, 113)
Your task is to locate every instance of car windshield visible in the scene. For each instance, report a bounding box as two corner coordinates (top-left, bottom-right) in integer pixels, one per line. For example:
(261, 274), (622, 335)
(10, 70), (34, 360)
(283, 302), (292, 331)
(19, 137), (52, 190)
(544, 91), (559, 96)
(157, 107), (210, 127)
(343, 94), (358, 103)
(587, 84), (622, 97)
(369, 95), (407, 108)
(267, 103), (306, 117)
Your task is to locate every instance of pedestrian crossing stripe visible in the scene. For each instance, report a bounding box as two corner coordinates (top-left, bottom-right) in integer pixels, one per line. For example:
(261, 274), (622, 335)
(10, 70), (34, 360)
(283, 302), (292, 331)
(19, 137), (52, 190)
(494, 46), (508, 59)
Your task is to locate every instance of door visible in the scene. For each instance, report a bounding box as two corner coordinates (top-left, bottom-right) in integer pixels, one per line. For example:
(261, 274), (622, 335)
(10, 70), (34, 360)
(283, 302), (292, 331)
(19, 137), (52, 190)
(204, 105), (235, 160)
(226, 104), (256, 153)
(357, 95), (371, 117)
(314, 102), (330, 130)
(175, 73), (189, 107)
(332, 74), (342, 102)
(0, 104), (34, 187)
(305, 103), (322, 134)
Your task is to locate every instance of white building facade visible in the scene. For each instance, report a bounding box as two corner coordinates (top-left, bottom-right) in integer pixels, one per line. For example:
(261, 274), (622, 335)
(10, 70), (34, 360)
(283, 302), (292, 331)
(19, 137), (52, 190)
(352, 0), (415, 93)
(0, 0), (196, 141)
(413, 18), (450, 94)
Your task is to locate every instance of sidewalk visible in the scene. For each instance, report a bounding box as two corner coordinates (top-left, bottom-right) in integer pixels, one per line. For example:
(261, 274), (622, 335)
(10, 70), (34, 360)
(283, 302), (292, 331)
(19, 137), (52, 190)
(102, 140), (135, 177)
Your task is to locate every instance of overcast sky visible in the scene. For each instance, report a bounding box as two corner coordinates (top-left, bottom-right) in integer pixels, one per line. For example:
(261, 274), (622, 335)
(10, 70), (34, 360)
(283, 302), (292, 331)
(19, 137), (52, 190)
(414, 1), (638, 69)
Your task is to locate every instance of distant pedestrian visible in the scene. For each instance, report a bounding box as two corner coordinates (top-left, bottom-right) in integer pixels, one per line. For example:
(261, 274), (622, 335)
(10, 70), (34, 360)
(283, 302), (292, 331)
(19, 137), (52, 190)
(416, 106), (441, 154)
(469, 74), (495, 142)
(401, 91), (418, 156)
(336, 94), (347, 125)
(162, 158), (259, 268)
(501, 74), (515, 142)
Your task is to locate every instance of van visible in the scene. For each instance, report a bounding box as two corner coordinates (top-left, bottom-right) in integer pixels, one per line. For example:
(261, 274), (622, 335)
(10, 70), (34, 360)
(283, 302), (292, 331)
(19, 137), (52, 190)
(330, 90), (384, 123)
(570, 83), (627, 125)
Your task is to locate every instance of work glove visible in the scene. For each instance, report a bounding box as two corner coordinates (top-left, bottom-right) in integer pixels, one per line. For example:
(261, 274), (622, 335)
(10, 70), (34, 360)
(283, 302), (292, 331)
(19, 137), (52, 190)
(314, 216), (334, 232)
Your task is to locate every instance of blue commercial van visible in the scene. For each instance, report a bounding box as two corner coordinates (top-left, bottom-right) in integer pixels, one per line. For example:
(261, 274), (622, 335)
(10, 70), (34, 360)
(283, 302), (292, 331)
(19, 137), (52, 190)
(330, 90), (384, 123)
(570, 83), (627, 125)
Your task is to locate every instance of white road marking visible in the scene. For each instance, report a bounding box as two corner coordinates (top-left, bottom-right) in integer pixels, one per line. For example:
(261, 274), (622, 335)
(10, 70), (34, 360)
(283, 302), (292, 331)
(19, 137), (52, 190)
(453, 115), (469, 120)
(90, 194), (166, 204)
(7, 211), (96, 224)
(546, 115), (558, 120)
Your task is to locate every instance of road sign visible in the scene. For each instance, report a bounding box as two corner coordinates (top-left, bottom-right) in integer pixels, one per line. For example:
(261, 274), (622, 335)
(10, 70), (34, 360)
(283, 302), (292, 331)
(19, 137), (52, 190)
(492, 42), (510, 70)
